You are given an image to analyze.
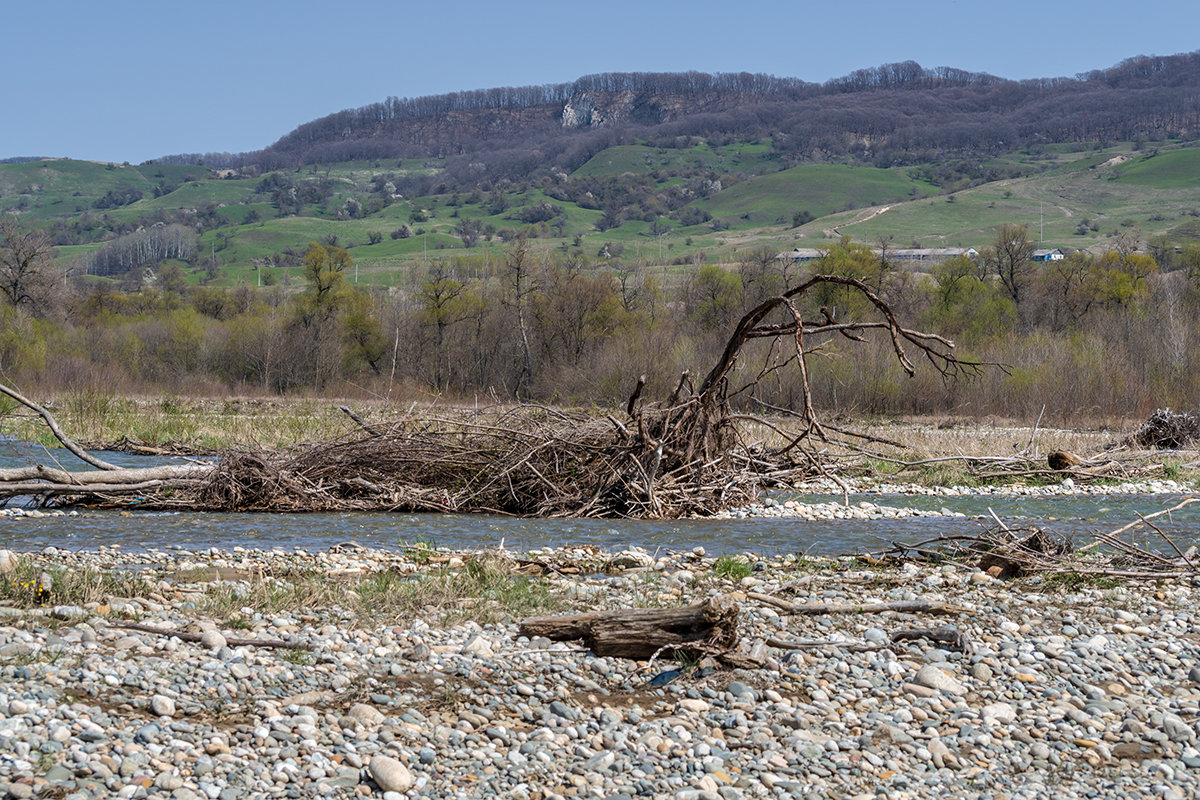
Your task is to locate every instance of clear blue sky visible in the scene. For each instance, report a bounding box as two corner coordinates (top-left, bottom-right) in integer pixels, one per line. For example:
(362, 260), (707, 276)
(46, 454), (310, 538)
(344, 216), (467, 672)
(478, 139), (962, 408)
(3, 0), (1197, 164)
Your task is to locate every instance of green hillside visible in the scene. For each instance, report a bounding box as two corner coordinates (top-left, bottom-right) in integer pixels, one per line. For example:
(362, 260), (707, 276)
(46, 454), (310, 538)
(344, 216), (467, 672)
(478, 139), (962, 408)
(1112, 149), (1200, 188)
(5, 137), (1200, 290)
(0, 160), (206, 220)
(805, 146), (1200, 250)
(695, 164), (939, 227)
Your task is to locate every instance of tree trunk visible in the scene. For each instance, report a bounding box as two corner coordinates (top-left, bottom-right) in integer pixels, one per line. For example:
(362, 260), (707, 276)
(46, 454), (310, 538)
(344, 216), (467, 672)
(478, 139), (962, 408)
(518, 595), (739, 659)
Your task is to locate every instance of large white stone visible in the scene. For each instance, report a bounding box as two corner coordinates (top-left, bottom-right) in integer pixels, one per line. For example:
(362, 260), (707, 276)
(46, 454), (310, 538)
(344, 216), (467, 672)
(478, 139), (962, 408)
(369, 754), (414, 792)
(200, 629), (227, 650)
(981, 701), (1016, 724)
(348, 703), (384, 726)
(913, 665), (967, 696)
(151, 695), (176, 717)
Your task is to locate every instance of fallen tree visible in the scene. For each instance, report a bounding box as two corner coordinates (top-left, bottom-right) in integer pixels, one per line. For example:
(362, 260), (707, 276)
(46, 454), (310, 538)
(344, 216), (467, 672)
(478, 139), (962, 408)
(519, 595), (740, 660)
(0, 275), (978, 517)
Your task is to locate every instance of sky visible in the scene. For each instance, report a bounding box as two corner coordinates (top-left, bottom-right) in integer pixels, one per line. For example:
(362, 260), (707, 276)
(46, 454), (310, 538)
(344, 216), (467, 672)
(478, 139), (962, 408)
(3, 0), (1198, 164)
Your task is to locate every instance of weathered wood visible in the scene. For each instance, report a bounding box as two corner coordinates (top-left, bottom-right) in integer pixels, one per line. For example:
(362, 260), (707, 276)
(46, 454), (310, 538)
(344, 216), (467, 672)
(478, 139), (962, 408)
(890, 626), (972, 654)
(518, 595), (739, 659)
(0, 382), (120, 470)
(115, 621), (314, 650)
(747, 592), (964, 616)
(0, 464), (211, 485)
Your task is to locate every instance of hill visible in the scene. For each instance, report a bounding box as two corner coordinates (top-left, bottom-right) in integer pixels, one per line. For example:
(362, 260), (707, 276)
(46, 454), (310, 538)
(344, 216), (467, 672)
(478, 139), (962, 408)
(2, 54), (1200, 289)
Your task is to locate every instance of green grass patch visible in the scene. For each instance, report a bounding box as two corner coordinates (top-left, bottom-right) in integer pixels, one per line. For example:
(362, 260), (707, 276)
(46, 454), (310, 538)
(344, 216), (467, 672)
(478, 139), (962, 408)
(697, 164), (938, 227)
(1112, 149), (1200, 188)
(711, 555), (753, 581)
(200, 552), (568, 626)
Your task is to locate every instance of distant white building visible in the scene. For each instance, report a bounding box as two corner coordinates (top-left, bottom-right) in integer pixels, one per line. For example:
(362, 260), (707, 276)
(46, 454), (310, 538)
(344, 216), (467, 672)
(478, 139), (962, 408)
(1031, 248), (1065, 262)
(779, 246), (977, 263)
(779, 248), (826, 262)
(891, 248), (977, 261)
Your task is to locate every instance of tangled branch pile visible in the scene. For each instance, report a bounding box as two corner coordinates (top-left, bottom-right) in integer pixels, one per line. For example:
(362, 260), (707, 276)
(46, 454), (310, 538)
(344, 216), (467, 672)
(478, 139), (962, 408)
(876, 498), (1200, 580)
(1, 276), (980, 518)
(1122, 408), (1200, 449)
(180, 406), (765, 517)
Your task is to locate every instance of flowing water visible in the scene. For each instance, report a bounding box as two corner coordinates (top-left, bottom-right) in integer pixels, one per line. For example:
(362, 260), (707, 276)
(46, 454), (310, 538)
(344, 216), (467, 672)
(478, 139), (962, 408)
(1, 441), (1197, 556)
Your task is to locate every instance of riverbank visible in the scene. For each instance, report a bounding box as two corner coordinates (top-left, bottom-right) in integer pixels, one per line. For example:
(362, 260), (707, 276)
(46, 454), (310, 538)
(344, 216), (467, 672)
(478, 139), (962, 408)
(715, 476), (1194, 520)
(1, 545), (1198, 799)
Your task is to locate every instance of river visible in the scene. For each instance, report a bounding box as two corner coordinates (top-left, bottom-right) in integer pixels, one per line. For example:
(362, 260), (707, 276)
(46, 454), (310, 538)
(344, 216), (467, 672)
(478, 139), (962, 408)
(1, 442), (1196, 556)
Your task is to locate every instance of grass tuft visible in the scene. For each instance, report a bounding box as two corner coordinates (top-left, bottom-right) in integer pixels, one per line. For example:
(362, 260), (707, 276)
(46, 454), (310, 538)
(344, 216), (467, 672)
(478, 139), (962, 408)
(712, 555), (753, 581)
(0, 562), (156, 609)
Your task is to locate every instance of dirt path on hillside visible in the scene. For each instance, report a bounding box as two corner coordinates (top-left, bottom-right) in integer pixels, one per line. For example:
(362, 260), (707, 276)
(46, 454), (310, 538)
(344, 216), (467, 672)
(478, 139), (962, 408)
(826, 204), (893, 237)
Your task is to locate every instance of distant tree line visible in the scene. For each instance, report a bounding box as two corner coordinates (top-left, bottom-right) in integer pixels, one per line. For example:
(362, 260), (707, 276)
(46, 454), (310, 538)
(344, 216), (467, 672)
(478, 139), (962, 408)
(4, 213), (1200, 422)
(85, 224), (197, 277)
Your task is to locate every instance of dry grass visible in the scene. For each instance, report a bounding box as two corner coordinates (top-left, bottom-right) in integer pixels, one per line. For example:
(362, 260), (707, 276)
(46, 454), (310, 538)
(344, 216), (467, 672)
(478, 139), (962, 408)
(848, 417), (1119, 459)
(0, 388), (1142, 458)
(0, 562), (158, 610)
(198, 553), (570, 626)
(0, 393), (382, 451)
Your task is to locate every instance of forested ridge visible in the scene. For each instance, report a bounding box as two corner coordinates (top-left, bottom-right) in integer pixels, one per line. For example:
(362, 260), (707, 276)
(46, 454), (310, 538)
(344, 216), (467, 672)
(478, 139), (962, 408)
(162, 52), (1200, 184)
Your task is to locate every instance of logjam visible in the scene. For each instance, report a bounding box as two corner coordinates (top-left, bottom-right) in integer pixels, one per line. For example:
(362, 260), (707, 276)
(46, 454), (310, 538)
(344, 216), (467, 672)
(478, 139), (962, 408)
(876, 497), (1200, 580)
(0, 274), (981, 518)
(518, 595), (739, 660)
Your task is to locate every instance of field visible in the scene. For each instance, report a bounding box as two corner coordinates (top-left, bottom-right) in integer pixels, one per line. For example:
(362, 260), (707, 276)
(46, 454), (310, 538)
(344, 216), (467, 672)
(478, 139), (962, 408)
(4, 137), (1200, 290)
(798, 146), (1200, 250)
(696, 164), (939, 227)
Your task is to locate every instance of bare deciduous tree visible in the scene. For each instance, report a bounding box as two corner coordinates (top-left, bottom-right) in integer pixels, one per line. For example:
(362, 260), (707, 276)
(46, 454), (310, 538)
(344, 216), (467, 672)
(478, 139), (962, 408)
(0, 215), (56, 311)
(986, 223), (1036, 307)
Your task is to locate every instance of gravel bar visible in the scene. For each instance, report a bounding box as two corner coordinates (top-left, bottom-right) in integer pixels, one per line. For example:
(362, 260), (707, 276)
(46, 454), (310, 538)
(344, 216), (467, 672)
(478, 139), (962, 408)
(1, 544), (1199, 800)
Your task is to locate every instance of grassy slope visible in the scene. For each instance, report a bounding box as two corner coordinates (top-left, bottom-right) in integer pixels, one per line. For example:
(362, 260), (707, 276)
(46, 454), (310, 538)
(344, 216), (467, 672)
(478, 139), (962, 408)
(800, 146), (1200, 250)
(695, 164), (940, 226)
(0, 160), (203, 221)
(7, 140), (1200, 290)
(1112, 148), (1200, 188)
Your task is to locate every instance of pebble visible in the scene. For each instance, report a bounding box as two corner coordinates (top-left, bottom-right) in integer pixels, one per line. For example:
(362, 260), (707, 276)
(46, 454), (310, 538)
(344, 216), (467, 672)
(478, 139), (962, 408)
(200, 629), (227, 650)
(0, 542), (1196, 799)
(913, 664), (967, 695)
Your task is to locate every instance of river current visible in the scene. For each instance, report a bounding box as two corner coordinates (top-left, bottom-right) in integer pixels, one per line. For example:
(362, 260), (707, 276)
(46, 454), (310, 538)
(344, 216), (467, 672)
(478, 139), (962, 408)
(1, 441), (1197, 556)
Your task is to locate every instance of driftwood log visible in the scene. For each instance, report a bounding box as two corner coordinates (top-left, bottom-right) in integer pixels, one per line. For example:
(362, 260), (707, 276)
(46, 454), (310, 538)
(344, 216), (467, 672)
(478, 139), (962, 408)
(115, 621), (314, 650)
(518, 595), (739, 660)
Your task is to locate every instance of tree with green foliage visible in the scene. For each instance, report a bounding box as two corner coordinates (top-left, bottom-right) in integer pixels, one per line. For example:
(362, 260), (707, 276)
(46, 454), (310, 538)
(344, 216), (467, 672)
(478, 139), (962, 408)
(299, 242), (352, 309)
(807, 239), (880, 319)
(279, 241), (359, 388)
(341, 291), (388, 376)
(418, 265), (481, 389)
(922, 256), (1016, 344)
(688, 264), (744, 329)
